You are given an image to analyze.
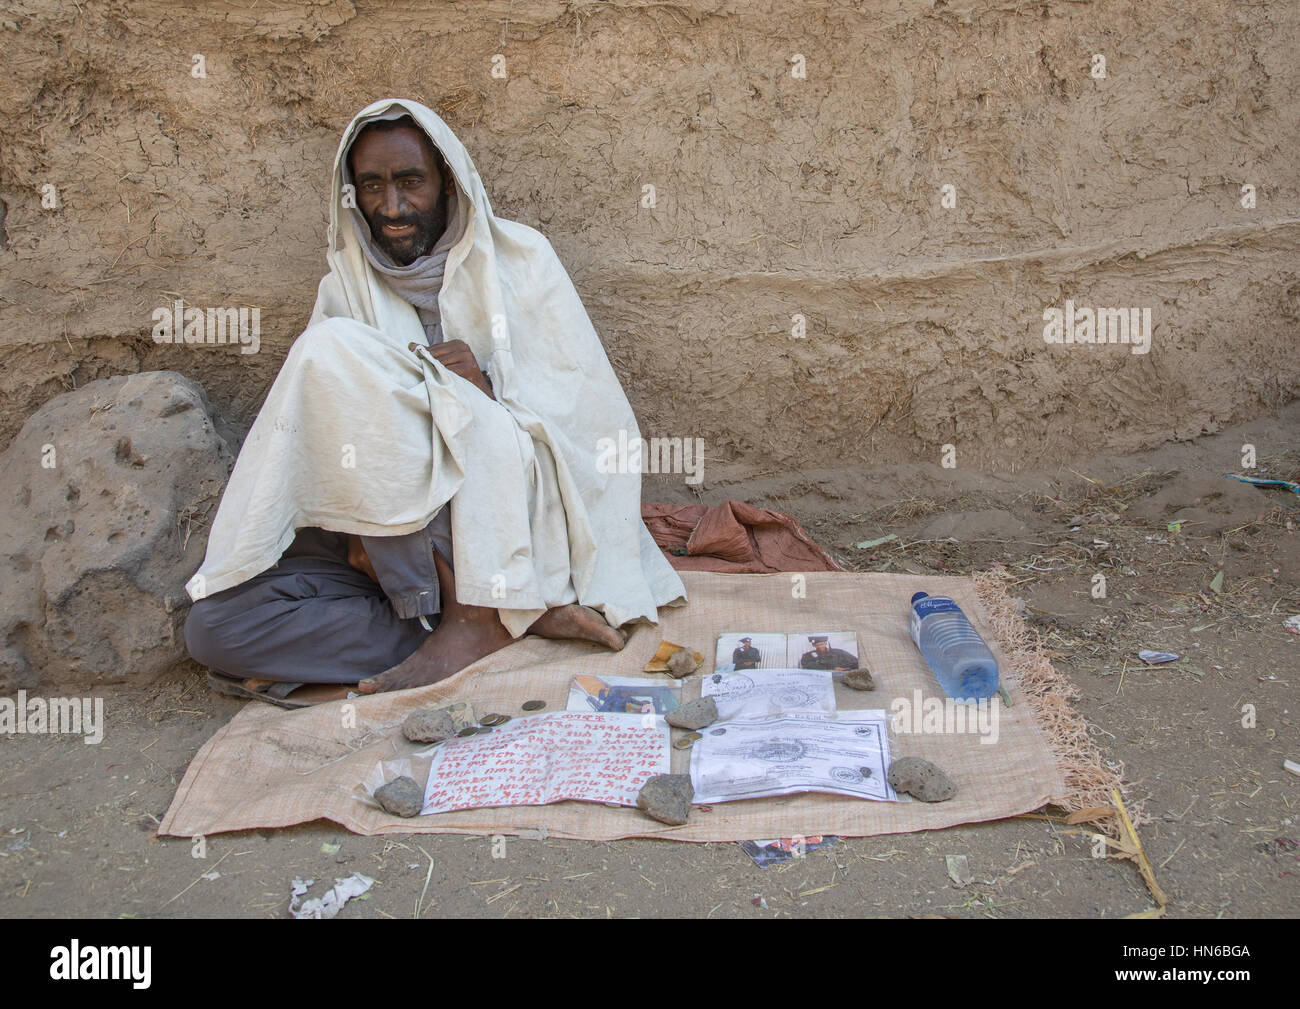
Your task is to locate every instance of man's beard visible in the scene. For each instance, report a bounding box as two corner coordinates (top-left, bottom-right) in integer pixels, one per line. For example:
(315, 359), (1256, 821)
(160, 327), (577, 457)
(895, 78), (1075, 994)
(367, 198), (446, 265)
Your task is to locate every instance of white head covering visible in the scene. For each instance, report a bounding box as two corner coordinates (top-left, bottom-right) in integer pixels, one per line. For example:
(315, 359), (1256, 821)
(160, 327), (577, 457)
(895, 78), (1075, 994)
(342, 106), (468, 322)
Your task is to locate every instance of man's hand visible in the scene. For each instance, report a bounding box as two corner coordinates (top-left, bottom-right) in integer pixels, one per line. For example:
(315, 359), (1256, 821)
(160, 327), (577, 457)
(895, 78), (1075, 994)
(427, 340), (494, 399)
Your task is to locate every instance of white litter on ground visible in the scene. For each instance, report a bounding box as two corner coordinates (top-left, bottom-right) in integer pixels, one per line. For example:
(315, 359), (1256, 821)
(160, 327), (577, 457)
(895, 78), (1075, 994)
(289, 874), (375, 919)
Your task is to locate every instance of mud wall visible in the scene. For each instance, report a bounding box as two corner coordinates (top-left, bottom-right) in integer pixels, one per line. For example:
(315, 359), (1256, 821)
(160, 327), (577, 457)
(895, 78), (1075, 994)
(1, 0), (1297, 476)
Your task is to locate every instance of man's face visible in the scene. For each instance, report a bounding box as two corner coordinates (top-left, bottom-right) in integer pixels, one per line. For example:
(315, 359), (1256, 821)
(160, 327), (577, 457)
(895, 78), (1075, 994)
(349, 125), (449, 265)
(814, 641), (829, 654)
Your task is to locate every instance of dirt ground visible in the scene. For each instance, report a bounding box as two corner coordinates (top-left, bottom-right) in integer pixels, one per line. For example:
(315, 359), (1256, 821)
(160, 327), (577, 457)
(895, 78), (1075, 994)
(1, 405), (1295, 919)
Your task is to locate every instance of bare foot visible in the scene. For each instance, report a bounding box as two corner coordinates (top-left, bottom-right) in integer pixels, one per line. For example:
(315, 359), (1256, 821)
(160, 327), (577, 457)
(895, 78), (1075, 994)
(528, 604), (627, 651)
(357, 549), (624, 694)
(357, 610), (513, 694)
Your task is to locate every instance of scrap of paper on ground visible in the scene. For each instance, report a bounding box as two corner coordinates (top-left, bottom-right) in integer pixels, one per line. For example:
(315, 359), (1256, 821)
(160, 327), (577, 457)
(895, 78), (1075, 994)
(740, 835), (840, 867)
(422, 712), (669, 815)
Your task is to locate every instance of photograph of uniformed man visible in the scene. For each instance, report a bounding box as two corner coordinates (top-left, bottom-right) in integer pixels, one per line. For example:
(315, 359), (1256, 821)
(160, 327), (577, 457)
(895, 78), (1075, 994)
(793, 633), (858, 671)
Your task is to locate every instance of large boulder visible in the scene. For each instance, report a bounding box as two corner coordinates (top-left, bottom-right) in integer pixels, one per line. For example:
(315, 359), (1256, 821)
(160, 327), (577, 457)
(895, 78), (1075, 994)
(0, 371), (234, 691)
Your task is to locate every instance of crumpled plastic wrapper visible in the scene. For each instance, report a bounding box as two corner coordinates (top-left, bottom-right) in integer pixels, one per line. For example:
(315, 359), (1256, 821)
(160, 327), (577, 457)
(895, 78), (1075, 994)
(357, 754), (438, 813)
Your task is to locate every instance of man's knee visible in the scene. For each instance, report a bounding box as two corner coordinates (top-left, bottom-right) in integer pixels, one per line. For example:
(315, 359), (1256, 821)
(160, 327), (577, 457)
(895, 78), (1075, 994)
(292, 320), (391, 368)
(183, 598), (229, 671)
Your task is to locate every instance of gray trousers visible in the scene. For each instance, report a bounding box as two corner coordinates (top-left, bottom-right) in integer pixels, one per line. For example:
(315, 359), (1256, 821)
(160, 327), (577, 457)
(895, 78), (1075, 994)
(184, 508), (453, 684)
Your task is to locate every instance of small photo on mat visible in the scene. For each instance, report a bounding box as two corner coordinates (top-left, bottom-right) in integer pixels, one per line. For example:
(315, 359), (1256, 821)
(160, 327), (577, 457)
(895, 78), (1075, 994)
(566, 674), (682, 715)
(715, 632), (788, 671)
(787, 631), (859, 670)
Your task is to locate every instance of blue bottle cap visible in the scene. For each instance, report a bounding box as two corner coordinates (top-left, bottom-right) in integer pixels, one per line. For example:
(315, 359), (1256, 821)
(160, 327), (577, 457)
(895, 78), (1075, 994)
(910, 591), (929, 604)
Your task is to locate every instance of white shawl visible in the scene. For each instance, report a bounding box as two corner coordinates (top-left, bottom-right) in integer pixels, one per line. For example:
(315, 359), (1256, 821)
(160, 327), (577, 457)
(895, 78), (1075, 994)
(187, 99), (686, 635)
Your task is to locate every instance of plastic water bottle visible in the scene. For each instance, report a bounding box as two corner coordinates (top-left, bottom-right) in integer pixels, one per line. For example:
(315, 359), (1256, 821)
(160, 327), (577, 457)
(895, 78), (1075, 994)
(909, 591), (999, 701)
